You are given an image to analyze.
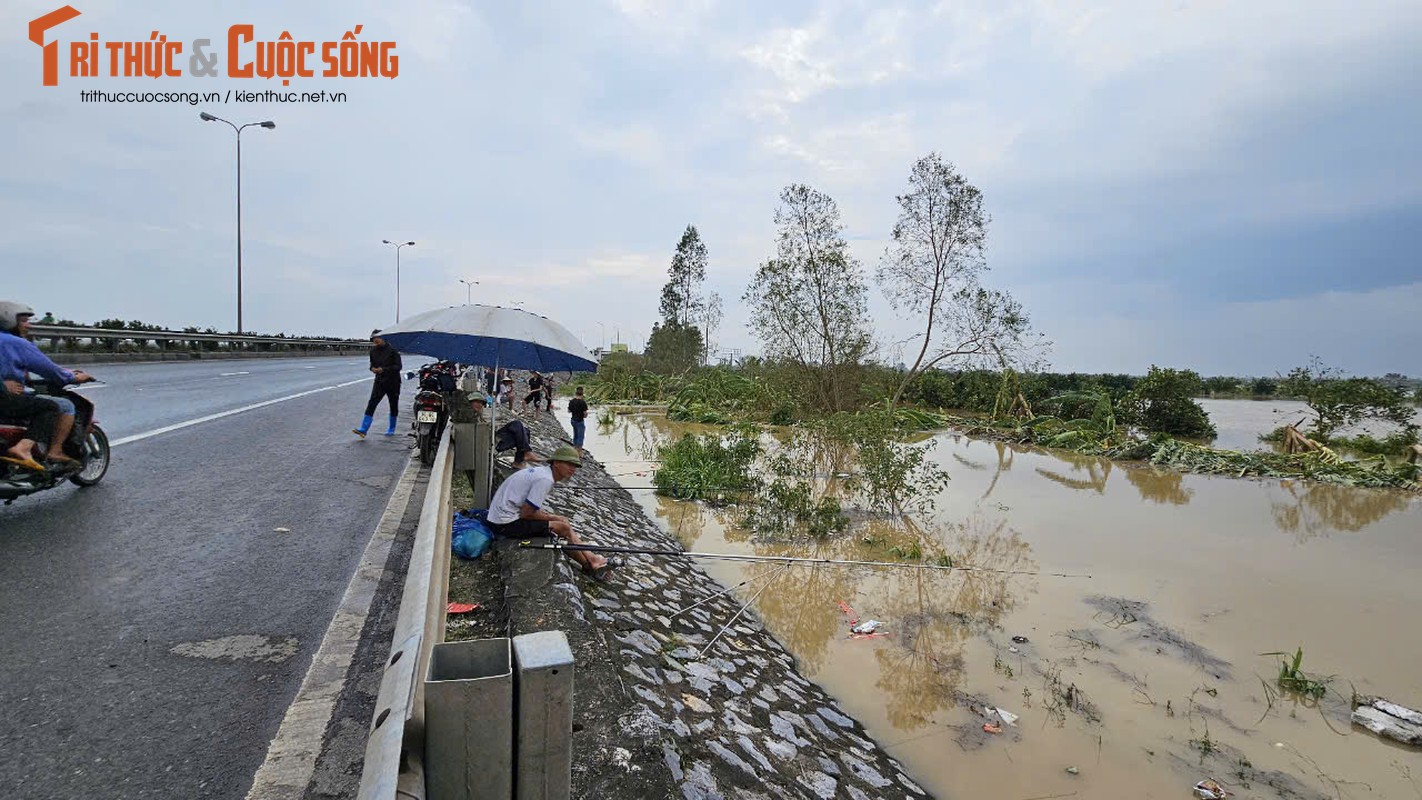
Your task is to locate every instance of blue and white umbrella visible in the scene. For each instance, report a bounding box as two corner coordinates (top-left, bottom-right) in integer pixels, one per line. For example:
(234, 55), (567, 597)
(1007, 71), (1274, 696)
(376, 304), (596, 373)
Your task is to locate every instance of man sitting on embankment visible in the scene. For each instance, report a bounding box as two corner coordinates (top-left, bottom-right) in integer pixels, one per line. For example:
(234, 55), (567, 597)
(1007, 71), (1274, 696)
(485, 445), (622, 581)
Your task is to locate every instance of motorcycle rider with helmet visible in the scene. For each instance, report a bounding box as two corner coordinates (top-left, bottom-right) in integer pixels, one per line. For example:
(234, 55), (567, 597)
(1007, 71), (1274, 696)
(0, 301), (95, 470)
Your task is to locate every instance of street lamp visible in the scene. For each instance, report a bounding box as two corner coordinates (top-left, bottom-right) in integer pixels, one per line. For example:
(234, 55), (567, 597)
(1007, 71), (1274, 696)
(458, 278), (479, 305)
(596, 321), (606, 351)
(382, 240), (416, 321)
(198, 112), (274, 334)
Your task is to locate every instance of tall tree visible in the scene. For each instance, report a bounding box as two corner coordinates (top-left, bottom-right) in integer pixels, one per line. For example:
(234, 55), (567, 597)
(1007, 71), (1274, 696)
(699, 291), (722, 365)
(744, 184), (873, 411)
(659, 225), (708, 327)
(878, 153), (1040, 408)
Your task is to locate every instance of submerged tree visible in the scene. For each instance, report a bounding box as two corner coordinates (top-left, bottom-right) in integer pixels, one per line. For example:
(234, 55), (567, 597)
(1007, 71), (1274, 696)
(744, 184), (873, 411)
(1280, 358), (1417, 441)
(644, 320), (703, 374)
(878, 153), (1041, 409)
(1117, 366), (1216, 438)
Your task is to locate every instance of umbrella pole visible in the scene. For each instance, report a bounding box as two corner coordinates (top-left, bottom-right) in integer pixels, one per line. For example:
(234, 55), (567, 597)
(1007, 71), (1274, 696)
(488, 357), (499, 504)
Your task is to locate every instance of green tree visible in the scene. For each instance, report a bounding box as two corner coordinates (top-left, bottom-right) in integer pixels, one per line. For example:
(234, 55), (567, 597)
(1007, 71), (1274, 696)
(1280, 360), (1416, 439)
(744, 184), (873, 412)
(1118, 366), (1216, 438)
(659, 225), (708, 327)
(644, 321), (703, 374)
(1251, 377), (1277, 397)
(877, 153), (1039, 409)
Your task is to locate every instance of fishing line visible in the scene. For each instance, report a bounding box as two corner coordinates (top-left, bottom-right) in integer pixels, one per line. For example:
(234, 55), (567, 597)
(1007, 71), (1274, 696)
(698, 561), (793, 658)
(519, 541), (1091, 579)
(668, 566), (793, 620)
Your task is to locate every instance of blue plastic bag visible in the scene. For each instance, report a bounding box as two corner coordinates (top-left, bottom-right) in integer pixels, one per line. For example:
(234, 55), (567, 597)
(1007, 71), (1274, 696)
(452, 509), (493, 560)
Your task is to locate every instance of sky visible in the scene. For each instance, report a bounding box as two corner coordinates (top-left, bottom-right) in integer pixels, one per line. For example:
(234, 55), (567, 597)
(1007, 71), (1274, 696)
(2, 0), (1419, 376)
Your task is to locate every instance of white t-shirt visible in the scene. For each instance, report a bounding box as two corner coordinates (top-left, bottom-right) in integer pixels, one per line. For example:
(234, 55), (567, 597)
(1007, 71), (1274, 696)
(488, 464), (554, 525)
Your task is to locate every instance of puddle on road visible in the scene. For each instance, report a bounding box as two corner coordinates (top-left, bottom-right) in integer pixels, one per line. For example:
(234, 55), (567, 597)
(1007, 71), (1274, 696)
(580, 405), (1422, 799)
(170, 634), (300, 664)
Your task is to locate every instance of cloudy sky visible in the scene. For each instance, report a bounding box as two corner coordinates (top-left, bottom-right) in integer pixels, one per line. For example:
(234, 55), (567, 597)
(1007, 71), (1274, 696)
(3, 0), (1418, 376)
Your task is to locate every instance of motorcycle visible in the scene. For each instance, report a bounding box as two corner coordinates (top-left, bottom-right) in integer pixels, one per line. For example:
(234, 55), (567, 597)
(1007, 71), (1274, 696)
(412, 362), (459, 466)
(0, 379), (111, 504)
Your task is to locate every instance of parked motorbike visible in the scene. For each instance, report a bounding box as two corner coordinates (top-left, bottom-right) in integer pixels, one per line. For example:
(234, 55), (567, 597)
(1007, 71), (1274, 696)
(0, 380), (111, 504)
(412, 361), (459, 466)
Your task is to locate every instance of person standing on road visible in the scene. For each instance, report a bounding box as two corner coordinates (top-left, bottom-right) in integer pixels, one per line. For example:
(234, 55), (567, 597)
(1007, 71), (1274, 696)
(568, 386), (589, 450)
(353, 330), (403, 438)
(485, 445), (621, 581)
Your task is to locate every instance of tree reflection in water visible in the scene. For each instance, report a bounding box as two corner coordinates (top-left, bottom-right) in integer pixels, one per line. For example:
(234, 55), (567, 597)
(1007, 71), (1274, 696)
(1270, 480), (1413, 541)
(1123, 464), (1193, 505)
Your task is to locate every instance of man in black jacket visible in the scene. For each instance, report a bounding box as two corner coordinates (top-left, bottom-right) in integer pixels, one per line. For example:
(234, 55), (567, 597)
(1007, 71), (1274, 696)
(354, 330), (403, 437)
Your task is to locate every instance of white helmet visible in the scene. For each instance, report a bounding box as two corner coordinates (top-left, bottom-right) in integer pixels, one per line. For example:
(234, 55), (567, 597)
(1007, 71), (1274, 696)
(0, 301), (35, 332)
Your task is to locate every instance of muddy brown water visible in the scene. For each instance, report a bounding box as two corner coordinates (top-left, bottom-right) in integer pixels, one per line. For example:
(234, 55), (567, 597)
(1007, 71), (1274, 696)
(1197, 398), (1422, 453)
(566, 403), (1422, 799)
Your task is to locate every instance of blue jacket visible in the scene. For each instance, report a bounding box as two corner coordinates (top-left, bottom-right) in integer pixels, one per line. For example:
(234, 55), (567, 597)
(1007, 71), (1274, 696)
(0, 331), (75, 386)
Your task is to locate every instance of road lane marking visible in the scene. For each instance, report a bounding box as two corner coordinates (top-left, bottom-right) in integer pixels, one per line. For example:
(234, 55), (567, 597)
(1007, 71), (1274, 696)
(219, 371), (252, 377)
(110, 378), (369, 447)
(244, 453), (421, 799)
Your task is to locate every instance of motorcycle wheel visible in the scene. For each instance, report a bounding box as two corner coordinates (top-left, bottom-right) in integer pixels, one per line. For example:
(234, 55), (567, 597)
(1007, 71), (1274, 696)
(70, 424), (110, 486)
(419, 429), (436, 466)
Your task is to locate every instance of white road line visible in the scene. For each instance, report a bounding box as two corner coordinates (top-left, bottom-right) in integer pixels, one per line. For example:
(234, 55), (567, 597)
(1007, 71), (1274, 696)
(244, 453), (421, 799)
(110, 378), (369, 447)
(219, 371), (252, 377)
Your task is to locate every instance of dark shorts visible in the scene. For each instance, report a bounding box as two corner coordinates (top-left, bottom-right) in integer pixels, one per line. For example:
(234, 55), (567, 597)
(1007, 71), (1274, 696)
(487, 518), (550, 539)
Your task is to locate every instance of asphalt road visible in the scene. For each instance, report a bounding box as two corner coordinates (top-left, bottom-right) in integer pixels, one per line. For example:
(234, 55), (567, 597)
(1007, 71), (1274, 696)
(0, 356), (427, 799)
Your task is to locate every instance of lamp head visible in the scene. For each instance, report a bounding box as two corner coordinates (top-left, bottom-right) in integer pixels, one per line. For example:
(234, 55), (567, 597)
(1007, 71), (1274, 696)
(259, 121), (276, 129)
(199, 112), (217, 121)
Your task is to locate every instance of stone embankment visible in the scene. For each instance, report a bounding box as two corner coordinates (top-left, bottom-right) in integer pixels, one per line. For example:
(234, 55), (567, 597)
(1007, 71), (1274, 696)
(459, 408), (932, 799)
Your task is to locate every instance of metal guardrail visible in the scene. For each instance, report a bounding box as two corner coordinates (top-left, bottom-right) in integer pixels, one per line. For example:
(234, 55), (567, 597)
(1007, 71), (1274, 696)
(358, 425), (454, 800)
(27, 324), (370, 350)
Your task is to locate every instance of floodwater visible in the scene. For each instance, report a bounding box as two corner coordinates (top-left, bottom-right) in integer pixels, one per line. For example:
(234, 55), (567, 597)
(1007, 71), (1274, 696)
(1197, 398), (1422, 452)
(569, 403), (1422, 800)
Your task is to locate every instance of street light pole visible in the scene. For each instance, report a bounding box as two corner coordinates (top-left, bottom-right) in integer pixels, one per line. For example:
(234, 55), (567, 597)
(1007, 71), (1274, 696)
(458, 278), (479, 305)
(381, 240), (416, 321)
(199, 112), (274, 334)
(596, 322), (606, 352)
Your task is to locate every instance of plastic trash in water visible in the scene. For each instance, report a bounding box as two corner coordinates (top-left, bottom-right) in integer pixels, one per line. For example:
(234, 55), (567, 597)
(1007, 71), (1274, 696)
(993, 708), (1019, 726)
(1011, 635), (1029, 644)
(1065, 766), (1079, 775)
(982, 723), (1002, 734)
(851, 620), (882, 635)
(1194, 779), (1231, 799)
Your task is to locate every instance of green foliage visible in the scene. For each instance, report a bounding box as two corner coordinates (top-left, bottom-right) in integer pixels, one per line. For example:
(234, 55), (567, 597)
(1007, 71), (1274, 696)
(645, 321), (704, 375)
(1117, 366), (1216, 438)
(659, 224), (708, 327)
(651, 425), (762, 504)
(1261, 647), (1330, 699)
(1281, 360), (1417, 440)
(584, 352), (678, 404)
(743, 184), (873, 413)
(667, 367), (786, 423)
(1251, 377), (1278, 397)
(793, 411), (952, 513)
(748, 478), (848, 538)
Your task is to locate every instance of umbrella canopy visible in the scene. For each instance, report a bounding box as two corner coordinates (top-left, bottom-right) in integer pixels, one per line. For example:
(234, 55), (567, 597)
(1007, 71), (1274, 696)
(376, 305), (597, 373)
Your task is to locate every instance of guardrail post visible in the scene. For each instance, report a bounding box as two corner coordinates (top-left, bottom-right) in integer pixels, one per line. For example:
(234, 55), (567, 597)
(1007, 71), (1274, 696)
(511, 632), (573, 800)
(425, 638), (514, 800)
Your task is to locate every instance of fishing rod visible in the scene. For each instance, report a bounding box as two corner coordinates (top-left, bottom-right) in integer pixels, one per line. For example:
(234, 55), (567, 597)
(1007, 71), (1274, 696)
(518, 540), (1092, 578)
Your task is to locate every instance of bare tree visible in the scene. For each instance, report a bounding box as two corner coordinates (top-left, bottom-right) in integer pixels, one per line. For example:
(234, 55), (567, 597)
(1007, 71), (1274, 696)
(879, 153), (1042, 408)
(745, 184), (873, 411)
(700, 290), (722, 366)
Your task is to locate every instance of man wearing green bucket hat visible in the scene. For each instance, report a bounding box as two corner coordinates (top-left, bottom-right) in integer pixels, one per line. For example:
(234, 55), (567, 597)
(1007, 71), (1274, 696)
(486, 444), (622, 581)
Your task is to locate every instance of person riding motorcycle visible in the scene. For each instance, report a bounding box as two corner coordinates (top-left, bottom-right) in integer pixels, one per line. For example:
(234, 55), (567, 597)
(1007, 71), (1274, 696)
(0, 301), (95, 470)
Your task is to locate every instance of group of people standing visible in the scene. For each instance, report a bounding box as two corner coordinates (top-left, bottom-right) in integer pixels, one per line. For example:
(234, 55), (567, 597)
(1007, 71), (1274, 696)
(347, 333), (612, 579)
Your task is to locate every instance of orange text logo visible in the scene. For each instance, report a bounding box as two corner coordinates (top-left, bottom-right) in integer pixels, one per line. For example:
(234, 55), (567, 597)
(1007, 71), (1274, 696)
(29, 7), (399, 87)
